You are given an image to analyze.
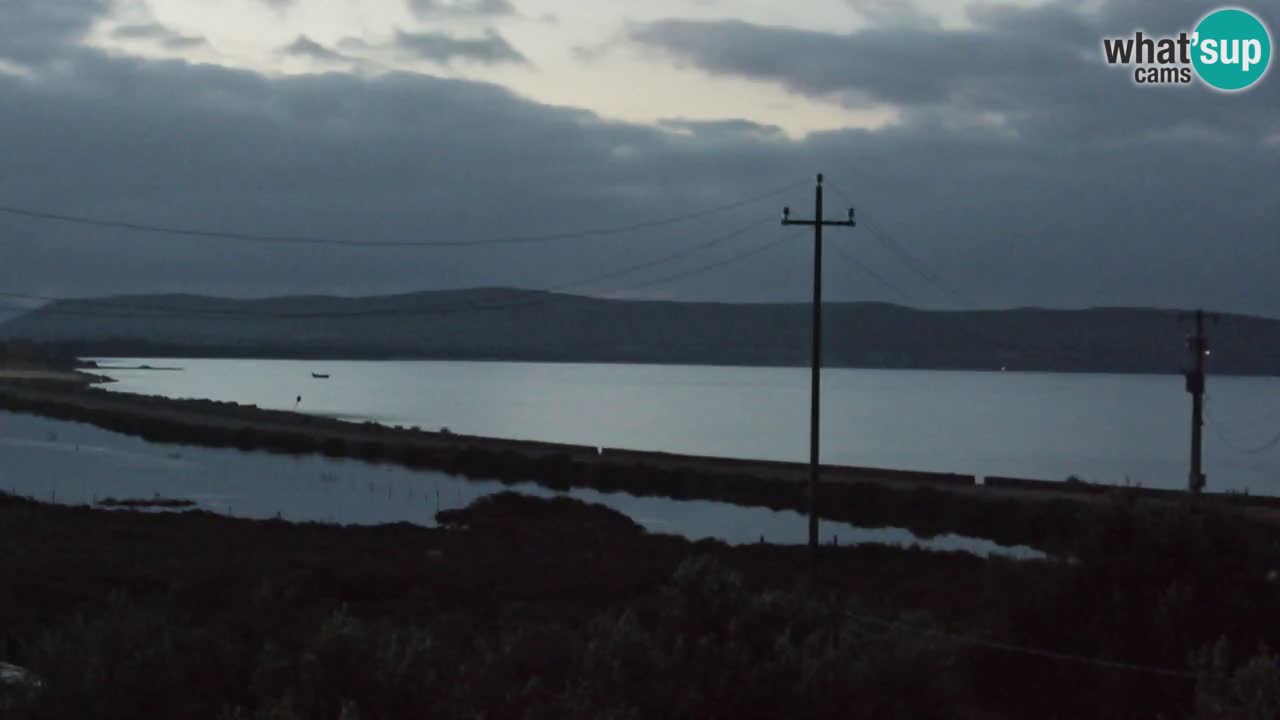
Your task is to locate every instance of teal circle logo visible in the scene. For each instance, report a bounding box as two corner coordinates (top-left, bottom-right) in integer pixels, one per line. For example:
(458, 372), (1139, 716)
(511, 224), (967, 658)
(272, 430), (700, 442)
(1192, 8), (1272, 91)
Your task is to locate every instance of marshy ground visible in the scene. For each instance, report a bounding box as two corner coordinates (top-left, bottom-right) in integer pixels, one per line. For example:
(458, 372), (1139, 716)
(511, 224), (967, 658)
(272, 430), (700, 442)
(4, 378), (1279, 557)
(3, 490), (1280, 719)
(3, 377), (1280, 717)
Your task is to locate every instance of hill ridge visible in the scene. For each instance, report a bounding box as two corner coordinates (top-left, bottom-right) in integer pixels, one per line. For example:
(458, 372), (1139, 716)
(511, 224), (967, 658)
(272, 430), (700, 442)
(3, 289), (1278, 375)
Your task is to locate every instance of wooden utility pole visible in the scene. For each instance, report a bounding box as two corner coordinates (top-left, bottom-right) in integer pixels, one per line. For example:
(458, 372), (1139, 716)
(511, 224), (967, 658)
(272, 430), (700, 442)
(783, 174), (855, 553)
(1181, 309), (1216, 495)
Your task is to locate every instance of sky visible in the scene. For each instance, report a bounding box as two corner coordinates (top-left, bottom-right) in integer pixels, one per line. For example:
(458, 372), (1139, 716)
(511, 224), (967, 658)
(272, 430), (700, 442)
(0, 0), (1277, 315)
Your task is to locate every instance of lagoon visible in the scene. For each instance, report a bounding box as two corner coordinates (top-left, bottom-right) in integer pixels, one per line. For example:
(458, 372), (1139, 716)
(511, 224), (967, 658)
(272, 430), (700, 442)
(0, 410), (1041, 558)
(91, 358), (1280, 494)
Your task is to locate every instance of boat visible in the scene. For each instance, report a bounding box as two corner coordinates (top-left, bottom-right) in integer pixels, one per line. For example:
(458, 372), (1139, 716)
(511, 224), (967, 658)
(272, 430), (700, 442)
(311, 373), (331, 379)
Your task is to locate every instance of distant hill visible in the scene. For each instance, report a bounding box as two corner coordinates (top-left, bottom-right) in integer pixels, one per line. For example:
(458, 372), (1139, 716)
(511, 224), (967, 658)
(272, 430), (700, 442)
(2, 288), (1278, 375)
(0, 307), (24, 326)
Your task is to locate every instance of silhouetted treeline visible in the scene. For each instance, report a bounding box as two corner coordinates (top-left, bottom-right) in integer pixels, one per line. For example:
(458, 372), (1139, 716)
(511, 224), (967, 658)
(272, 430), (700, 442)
(0, 340), (83, 370)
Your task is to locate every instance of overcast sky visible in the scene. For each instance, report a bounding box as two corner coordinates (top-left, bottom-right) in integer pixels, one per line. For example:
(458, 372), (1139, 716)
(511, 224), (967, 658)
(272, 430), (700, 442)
(0, 0), (1277, 314)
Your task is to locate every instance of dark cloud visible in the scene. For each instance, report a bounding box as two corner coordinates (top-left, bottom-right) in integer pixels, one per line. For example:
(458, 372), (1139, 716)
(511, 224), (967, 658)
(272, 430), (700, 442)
(393, 29), (527, 65)
(843, 0), (941, 29)
(281, 35), (354, 63)
(0, 0), (111, 64)
(406, 0), (515, 19)
(0, 48), (806, 307)
(0, 0), (1276, 317)
(627, 0), (1280, 142)
(658, 118), (786, 139)
(571, 42), (609, 62)
(113, 23), (208, 51)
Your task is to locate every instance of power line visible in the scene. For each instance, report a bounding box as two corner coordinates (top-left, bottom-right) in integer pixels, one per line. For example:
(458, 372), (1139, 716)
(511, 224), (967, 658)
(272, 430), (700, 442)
(0, 180), (805, 249)
(1209, 418), (1280, 455)
(848, 612), (1196, 680)
(1205, 395), (1280, 455)
(825, 180), (981, 309)
(608, 229), (801, 295)
(828, 240), (908, 300)
(0, 218), (778, 321)
(822, 179), (1113, 370)
(542, 217), (773, 293)
(864, 217), (980, 308)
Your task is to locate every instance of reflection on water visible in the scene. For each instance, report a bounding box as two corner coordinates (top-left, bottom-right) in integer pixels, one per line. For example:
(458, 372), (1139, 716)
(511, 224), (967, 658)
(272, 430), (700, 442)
(0, 411), (1043, 559)
(90, 358), (1280, 494)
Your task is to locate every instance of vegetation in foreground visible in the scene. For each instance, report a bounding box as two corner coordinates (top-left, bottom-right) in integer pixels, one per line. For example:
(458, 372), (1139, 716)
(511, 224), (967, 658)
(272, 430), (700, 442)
(2, 491), (1280, 719)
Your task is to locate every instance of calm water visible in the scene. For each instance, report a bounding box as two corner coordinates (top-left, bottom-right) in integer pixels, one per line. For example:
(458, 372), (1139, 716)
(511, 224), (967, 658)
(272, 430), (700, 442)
(91, 358), (1280, 494)
(0, 411), (1040, 558)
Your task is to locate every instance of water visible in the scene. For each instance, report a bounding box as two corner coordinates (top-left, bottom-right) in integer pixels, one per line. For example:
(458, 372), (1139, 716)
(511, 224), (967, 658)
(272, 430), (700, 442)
(0, 411), (1041, 559)
(90, 358), (1280, 494)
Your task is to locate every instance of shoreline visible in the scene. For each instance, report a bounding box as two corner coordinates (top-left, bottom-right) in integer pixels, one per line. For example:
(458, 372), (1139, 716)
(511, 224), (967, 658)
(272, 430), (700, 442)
(76, 352), (1280, 379)
(3, 376), (1278, 553)
(0, 368), (112, 385)
(3, 387), (1278, 718)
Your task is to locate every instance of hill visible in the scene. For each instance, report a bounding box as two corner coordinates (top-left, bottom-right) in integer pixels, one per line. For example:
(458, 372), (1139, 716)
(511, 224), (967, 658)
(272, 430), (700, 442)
(2, 288), (1278, 375)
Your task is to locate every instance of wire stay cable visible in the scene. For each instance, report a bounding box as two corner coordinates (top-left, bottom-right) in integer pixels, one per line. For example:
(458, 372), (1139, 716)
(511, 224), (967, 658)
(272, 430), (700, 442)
(0, 180), (805, 249)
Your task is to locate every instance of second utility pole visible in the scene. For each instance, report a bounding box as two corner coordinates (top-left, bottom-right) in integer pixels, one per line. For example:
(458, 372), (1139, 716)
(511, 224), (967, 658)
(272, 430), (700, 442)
(784, 174), (855, 554)
(1182, 309), (1216, 495)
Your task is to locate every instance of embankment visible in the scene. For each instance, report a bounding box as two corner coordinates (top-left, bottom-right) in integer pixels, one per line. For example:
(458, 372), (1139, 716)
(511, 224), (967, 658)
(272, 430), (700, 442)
(0, 379), (1270, 553)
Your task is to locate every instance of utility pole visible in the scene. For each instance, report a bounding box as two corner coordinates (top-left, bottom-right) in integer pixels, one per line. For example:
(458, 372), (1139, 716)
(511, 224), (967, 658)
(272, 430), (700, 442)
(1181, 309), (1216, 495)
(783, 174), (855, 554)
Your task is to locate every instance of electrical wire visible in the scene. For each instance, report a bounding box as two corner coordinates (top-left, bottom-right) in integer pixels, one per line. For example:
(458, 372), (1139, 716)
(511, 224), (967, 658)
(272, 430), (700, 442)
(0, 217), (778, 321)
(601, 229), (801, 295)
(847, 612), (1196, 680)
(828, 240), (909, 300)
(1205, 395), (1280, 455)
(0, 179), (805, 249)
(820, 178), (1113, 367)
(825, 180), (982, 309)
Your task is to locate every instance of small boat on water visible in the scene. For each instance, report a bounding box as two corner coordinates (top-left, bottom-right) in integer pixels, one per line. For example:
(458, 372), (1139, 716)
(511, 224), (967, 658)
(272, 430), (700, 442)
(311, 373), (331, 379)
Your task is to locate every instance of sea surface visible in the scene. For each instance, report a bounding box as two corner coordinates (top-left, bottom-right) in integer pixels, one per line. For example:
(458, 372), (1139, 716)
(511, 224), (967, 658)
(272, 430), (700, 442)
(0, 410), (1040, 558)
(89, 358), (1280, 494)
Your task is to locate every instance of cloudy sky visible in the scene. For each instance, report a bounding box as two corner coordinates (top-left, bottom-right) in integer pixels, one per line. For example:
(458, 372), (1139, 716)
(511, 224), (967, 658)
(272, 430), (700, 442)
(0, 0), (1277, 314)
